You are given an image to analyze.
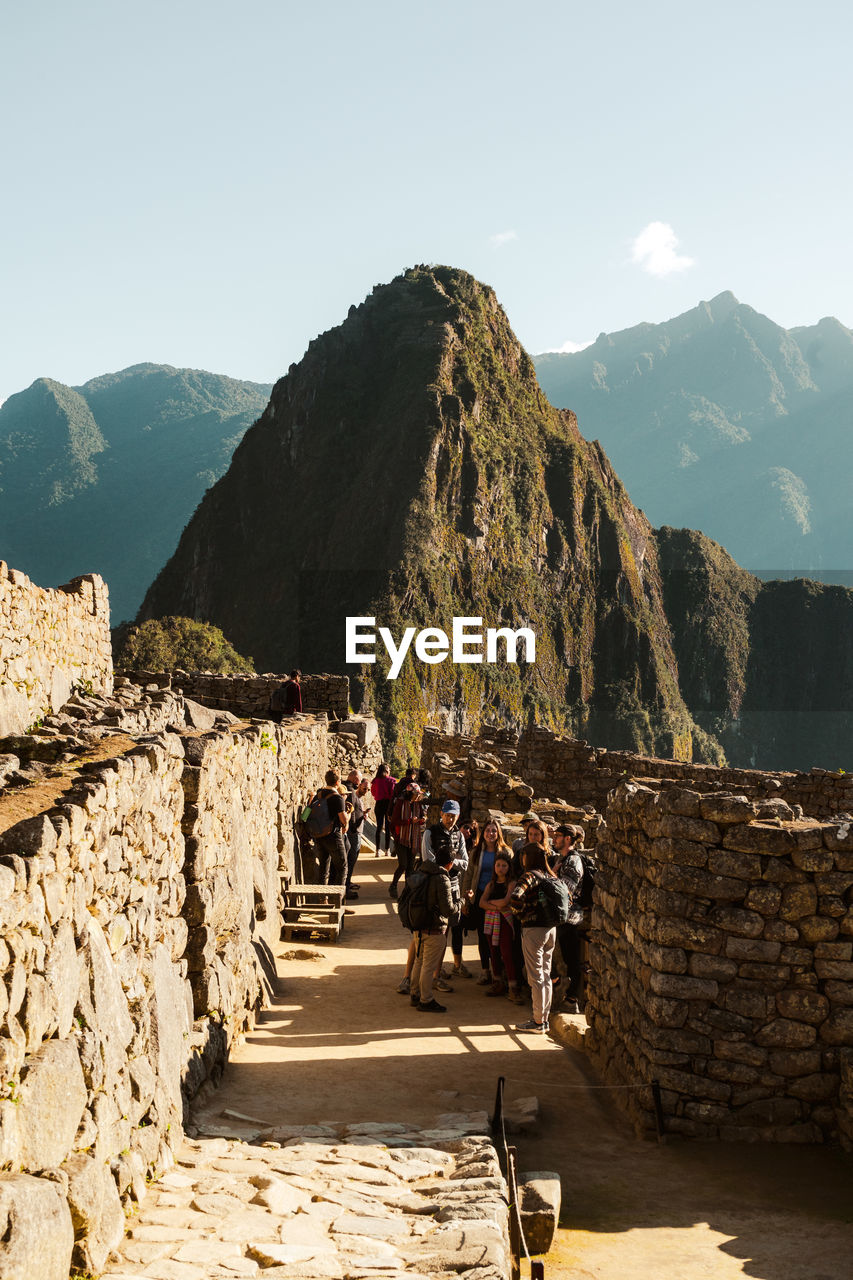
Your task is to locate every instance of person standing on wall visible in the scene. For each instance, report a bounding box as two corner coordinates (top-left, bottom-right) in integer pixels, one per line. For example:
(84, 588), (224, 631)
(282, 669), (302, 715)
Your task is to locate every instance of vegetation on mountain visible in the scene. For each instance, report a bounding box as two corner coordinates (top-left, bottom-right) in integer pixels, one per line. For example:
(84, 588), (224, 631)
(0, 364), (271, 621)
(535, 297), (853, 585)
(140, 266), (722, 765)
(113, 616), (254, 674)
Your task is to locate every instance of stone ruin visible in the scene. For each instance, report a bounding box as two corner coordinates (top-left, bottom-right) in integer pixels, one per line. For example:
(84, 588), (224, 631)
(0, 563), (384, 1276)
(421, 722), (853, 1147)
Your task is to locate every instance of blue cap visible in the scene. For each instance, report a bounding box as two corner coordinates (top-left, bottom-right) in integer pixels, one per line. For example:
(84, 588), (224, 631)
(441, 799), (461, 815)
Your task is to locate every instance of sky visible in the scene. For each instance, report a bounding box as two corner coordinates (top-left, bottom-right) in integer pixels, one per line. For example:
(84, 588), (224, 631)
(2, 0), (852, 404)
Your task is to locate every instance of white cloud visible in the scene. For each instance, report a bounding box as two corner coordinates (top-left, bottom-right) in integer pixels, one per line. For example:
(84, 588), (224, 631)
(541, 338), (594, 354)
(631, 221), (695, 276)
(489, 229), (518, 249)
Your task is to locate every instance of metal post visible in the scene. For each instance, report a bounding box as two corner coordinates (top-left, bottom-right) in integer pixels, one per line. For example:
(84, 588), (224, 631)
(651, 1078), (666, 1143)
(491, 1074), (506, 1138)
(507, 1144), (521, 1280)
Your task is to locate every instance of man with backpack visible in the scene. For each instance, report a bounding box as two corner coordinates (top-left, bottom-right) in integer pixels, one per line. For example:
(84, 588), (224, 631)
(402, 841), (458, 1014)
(307, 769), (348, 887)
(509, 843), (570, 1034)
(551, 823), (590, 1014)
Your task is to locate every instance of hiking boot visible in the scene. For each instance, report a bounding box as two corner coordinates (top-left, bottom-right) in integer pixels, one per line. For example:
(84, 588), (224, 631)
(396, 976), (411, 995)
(452, 963), (473, 979)
(515, 1019), (547, 1034)
(485, 981), (506, 997)
(433, 978), (454, 993)
(409, 991), (420, 1007)
(476, 971), (493, 986)
(506, 985), (524, 1004)
(417, 999), (447, 1013)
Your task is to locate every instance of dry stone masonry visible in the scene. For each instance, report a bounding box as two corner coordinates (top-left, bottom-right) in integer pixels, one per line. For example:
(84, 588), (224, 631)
(0, 564), (112, 737)
(422, 725), (853, 823)
(103, 1123), (509, 1280)
(0, 565), (382, 1279)
(586, 783), (853, 1144)
(122, 670), (351, 723)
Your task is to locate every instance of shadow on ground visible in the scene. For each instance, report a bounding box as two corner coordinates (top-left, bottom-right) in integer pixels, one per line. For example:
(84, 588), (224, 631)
(195, 856), (853, 1280)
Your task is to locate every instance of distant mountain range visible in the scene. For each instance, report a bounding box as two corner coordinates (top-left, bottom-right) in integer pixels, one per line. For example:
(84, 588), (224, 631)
(0, 364), (271, 620)
(138, 266), (853, 771)
(534, 292), (853, 584)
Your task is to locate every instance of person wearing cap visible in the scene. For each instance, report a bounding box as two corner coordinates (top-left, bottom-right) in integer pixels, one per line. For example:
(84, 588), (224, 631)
(551, 823), (587, 1013)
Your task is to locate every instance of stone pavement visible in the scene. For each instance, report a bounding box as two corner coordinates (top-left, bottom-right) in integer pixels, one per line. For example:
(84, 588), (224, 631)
(102, 1124), (508, 1280)
(105, 854), (853, 1280)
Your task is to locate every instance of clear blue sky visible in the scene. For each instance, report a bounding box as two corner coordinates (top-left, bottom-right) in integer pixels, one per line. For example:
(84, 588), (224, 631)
(2, 0), (852, 403)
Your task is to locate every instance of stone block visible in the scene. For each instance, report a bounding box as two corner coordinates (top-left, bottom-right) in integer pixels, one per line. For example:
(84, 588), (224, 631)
(708, 850), (762, 880)
(819, 1009), (853, 1046)
(687, 953), (738, 982)
(17, 1039), (87, 1170)
(799, 916), (841, 944)
(775, 989), (829, 1025)
(650, 972), (718, 1001)
(0, 1173), (74, 1279)
(725, 937), (781, 963)
(65, 1152), (125, 1274)
(745, 884), (782, 915)
(711, 906), (765, 938)
(518, 1171), (561, 1255)
(723, 824), (796, 856)
(699, 796), (755, 825)
(649, 837), (707, 867)
(755, 1019), (817, 1049)
(780, 883), (819, 921)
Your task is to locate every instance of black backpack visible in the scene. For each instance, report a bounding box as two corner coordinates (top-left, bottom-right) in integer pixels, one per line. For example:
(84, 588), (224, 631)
(269, 683), (287, 715)
(577, 853), (597, 910)
(536, 874), (570, 927)
(398, 867), (437, 932)
(305, 792), (334, 839)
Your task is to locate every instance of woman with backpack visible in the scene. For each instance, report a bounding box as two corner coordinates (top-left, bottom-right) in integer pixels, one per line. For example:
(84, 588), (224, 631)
(509, 843), (569, 1034)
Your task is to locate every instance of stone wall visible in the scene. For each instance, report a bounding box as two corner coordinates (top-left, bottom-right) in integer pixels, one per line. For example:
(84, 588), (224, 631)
(585, 782), (853, 1144)
(0, 681), (373, 1274)
(0, 735), (191, 1274)
(0, 564), (112, 737)
(421, 725), (853, 822)
(120, 670), (350, 720)
(181, 718), (329, 1032)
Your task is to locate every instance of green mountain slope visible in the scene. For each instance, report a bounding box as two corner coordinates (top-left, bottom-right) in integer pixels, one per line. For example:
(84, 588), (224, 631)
(140, 266), (718, 765)
(535, 297), (853, 583)
(0, 364), (271, 620)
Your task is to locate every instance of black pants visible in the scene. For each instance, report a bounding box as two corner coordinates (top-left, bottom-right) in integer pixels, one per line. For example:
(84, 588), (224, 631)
(316, 831), (347, 886)
(391, 840), (414, 888)
(465, 902), (492, 972)
(557, 921), (584, 998)
(374, 798), (393, 851)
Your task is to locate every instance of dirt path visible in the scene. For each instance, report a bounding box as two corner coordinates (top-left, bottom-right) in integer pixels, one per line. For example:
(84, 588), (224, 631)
(194, 853), (853, 1280)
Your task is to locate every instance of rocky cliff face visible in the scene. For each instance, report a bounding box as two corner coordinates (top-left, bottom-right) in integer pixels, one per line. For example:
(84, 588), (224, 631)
(140, 267), (712, 765)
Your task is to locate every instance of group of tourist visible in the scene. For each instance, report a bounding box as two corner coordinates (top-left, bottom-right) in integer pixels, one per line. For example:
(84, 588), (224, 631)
(302, 767), (372, 901)
(302, 757), (592, 1035)
(394, 803), (589, 1032)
